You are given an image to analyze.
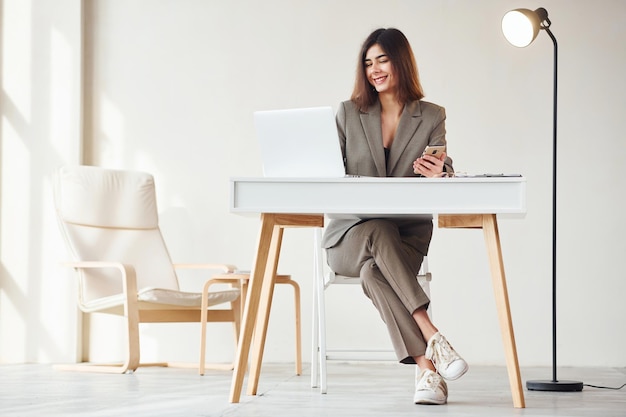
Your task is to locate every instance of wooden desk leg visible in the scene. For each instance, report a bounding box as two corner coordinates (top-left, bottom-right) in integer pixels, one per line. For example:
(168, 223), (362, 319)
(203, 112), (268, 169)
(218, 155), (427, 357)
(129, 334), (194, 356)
(246, 226), (284, 395)
(229, 213), (277, 403)
(230, 213), (323, 402)
(482, 214), (525, 408)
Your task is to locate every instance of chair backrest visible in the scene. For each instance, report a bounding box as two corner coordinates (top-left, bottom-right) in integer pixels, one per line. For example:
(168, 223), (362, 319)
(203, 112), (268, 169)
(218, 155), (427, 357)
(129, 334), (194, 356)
(54, 166), (180, 306)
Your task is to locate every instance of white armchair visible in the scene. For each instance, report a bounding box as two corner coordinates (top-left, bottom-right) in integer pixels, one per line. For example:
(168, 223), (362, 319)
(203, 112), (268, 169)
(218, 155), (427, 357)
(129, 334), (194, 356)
(53, 165), (243, 373)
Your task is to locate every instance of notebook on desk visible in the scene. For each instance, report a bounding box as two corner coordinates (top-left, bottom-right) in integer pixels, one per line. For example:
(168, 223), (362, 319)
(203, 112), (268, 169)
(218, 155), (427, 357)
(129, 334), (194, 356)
(254, 106), (346, 177)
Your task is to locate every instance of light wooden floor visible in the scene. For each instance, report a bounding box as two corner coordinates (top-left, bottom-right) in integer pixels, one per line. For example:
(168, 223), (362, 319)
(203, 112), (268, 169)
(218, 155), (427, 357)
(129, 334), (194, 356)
(1, 363), (624, 416)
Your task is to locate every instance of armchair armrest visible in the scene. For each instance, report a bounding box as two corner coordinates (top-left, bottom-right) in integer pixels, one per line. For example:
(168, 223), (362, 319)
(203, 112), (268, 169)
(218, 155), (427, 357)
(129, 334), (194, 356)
(173, 263), (237, 273)
(172, 263), (242, 292)
(63, 261), (139, 318)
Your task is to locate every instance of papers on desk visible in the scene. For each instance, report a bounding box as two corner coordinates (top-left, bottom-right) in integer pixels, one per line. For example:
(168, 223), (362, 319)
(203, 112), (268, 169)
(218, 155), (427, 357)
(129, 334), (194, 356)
(453, 173), (523, 178)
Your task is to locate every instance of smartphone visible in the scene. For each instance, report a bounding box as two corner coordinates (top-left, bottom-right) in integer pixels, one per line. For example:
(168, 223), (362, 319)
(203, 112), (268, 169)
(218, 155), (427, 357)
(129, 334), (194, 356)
(422, 145), (446, 159)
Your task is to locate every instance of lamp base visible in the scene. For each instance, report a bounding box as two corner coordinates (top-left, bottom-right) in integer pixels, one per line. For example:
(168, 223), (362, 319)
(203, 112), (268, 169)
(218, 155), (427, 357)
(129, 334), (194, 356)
(526, 379), (583, 392)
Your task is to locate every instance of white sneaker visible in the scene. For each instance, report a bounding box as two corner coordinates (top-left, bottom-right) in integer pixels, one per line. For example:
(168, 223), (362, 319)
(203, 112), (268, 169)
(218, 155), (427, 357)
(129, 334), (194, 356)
(414, 369), (448, 405)
(425, 332), (468, 381)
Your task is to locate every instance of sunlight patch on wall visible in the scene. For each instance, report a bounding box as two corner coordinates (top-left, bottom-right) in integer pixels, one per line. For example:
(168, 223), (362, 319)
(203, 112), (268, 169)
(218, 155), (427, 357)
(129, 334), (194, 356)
(50, 28), (75, 158)
(98, 93), (125, 166)
(2, 0), (32, 122)
(0, 120), (31, 291)
(0, 292), (27, 362)
(0, 119), (31, 362)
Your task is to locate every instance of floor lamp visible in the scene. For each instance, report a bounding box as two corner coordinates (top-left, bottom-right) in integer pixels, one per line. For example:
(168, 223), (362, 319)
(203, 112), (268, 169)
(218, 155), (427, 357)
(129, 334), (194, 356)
(501, 7), (583, 392)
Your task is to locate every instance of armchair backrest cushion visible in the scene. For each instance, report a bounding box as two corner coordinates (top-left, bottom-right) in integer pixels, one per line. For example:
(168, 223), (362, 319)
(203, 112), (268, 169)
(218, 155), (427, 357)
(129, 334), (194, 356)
(54, 166), (180, 305)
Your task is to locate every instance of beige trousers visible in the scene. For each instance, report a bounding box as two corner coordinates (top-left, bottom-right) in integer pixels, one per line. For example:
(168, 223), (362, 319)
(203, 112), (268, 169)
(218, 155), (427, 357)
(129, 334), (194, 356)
(326, 219), (431, 364)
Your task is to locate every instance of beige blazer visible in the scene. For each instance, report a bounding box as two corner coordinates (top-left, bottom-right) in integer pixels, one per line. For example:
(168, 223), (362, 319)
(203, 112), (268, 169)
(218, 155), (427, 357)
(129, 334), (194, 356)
(322, 99), (454, 252)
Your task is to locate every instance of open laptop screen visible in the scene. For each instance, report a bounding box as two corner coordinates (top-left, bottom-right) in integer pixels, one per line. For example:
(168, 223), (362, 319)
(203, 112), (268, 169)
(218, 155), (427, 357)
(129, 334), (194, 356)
(254, 106), (346, 177)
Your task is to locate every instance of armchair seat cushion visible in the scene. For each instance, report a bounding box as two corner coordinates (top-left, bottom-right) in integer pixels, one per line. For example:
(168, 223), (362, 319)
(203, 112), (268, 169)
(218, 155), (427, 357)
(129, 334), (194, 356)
(81, 287), (240, 313)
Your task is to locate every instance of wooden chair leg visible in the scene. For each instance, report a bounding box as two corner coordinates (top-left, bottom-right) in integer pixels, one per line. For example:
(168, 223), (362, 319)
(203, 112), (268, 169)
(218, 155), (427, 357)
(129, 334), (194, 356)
(56, 266), (141, 374)
(207, 273), (299, 376)
(53, 310), (140, 374)
(198, 279), (212, 376)
(231, 286), (242, 348)
(279, 277), (302, 375)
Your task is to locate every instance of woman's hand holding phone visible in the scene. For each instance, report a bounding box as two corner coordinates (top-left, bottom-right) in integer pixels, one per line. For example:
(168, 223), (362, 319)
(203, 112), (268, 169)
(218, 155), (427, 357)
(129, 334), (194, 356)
(413, 145), (446, 177)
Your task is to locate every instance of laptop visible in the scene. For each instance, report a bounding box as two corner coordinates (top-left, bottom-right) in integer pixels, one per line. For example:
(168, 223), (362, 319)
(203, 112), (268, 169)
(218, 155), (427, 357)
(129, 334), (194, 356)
(254, 106), (346, 177)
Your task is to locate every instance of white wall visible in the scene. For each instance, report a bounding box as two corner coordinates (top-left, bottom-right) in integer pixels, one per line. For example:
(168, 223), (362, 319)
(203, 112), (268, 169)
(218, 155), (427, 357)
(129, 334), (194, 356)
(1, 0), (82, 363)
(2, 0), (625, 369)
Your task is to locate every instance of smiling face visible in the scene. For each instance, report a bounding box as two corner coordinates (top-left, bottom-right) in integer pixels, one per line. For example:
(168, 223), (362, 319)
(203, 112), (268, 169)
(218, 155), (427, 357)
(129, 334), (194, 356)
(364, 44), (397, 95)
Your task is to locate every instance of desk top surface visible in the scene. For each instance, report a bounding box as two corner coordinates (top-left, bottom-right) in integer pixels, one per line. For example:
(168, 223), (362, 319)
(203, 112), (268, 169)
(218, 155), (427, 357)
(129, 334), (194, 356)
(231, 175), (525, 183)
(230, 176), (527, 217)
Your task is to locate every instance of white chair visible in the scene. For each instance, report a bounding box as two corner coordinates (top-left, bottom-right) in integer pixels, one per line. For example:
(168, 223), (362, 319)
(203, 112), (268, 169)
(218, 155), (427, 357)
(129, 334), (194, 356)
(53, 165), (245, 374)
(311, 227), (432, 393)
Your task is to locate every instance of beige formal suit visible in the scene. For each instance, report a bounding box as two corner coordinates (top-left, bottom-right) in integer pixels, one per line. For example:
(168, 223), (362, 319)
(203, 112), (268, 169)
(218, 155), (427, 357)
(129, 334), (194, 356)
(322, 98), (454, 363)
(322, 98), (453, 251)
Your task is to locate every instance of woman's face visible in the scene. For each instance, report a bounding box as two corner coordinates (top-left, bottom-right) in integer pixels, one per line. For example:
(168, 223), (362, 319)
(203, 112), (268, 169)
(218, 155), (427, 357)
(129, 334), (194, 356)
(365, 44), (396, 95)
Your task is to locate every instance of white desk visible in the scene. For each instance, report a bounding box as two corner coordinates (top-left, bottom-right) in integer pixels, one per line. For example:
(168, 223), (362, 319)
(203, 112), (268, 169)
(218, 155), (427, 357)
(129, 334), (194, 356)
(228, 176), (526, 408)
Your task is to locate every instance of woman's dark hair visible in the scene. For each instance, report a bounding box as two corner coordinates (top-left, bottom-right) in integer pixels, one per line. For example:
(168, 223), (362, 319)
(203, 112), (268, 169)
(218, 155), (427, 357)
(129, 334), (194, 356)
(351, 28), (424, 111)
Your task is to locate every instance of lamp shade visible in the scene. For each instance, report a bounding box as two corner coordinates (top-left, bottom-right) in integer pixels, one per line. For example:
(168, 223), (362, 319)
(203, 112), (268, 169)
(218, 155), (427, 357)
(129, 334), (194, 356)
(502, 8), (548, 47)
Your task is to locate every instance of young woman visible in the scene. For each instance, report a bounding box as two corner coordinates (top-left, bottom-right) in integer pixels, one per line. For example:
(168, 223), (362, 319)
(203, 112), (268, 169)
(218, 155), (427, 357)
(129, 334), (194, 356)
(322, 28), (468, 405)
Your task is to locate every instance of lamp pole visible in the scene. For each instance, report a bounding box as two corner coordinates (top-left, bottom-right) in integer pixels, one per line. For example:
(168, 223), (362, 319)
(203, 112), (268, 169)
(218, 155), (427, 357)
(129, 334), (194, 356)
(522, 12), (582, 392)
(548, 23), (560, 386)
